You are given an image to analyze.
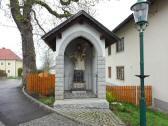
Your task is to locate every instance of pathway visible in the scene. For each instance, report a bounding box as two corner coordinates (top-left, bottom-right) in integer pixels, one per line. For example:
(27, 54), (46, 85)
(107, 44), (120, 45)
(55, 108), (125, 126)
(0, 79), (84, 126)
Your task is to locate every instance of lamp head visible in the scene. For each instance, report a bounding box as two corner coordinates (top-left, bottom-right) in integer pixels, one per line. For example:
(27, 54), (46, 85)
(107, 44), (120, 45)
(131, 0), (150, 25)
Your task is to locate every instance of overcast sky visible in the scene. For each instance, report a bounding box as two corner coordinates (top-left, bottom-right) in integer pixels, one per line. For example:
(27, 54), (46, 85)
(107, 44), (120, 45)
(0, 0), (135, 68)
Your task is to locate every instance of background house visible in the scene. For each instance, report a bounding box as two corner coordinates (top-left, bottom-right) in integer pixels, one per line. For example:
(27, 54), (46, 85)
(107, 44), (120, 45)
(0, 48), (22, 77)
(106, 0), (168, 111)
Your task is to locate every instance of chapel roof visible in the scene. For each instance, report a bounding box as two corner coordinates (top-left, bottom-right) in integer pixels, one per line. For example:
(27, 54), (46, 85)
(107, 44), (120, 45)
(42, 10), (120, 51)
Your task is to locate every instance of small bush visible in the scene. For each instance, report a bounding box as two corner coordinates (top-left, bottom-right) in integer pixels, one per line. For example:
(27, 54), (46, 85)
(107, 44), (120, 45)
(110, 102), (133, 113)
(18, 68), (23, 77)
(116, 104), (127, 112)
(106, 91), (116, 104)
(38, 96), (55, 106)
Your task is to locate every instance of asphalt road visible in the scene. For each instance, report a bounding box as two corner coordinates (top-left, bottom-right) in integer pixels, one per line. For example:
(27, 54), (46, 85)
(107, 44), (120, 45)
(0, 79), (51, 126)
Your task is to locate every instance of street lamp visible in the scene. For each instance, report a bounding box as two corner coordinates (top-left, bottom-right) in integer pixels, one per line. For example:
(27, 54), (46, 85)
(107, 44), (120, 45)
(131, 0), (150, 126)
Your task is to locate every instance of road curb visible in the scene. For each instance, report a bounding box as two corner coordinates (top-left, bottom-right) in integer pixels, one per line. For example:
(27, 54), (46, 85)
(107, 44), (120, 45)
(22, 87), (89, 126)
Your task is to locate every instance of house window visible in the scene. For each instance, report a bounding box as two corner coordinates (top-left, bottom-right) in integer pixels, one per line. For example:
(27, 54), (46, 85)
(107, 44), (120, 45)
(108, 46), (111, 55)
(7, 70), (10, 73)
(8, 63), (11, 65)
(108, 67), (112, 78)
(116, 66), (124, 80)
(116, 37), (124, 52)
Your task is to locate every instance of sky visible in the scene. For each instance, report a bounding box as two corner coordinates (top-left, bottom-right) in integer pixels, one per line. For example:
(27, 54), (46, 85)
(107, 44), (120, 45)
(0, 0), (135, 68)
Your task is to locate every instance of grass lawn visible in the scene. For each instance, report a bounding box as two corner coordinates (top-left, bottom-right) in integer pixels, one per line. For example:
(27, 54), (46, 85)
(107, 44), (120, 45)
(110, 103), (168, 126)
(7, 76), (22, 79)
(38, 96), (55, 107)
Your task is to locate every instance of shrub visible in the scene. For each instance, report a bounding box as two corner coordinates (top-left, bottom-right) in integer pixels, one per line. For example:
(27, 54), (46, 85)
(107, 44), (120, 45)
(111, 102), (132, 113)
(106, 91), (116, 104)
(38, 96), (55, 106)
(18, 68), (23, 77)
(116, 104), (127, 112)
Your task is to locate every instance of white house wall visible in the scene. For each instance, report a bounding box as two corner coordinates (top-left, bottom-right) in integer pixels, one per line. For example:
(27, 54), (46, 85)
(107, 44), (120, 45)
(106, 0), (168, 107)
(0, 59), (22, 77)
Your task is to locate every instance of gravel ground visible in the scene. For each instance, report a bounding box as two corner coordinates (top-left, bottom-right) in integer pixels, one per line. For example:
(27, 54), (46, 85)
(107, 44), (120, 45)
(55, 108), (125, 126)
(19, 113), (86, 126)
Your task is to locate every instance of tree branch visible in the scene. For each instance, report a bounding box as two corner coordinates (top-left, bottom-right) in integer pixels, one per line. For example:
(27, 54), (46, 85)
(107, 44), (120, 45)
(10, 0), (24, 29)
(31, 9), (46, 34)
(34, 0), (72, 18)
(23, 0), (34, 18)
(60, 0), (79, 6)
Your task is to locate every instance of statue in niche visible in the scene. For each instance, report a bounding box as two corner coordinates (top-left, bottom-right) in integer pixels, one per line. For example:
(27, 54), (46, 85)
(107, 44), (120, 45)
(69, 43), (88, 83)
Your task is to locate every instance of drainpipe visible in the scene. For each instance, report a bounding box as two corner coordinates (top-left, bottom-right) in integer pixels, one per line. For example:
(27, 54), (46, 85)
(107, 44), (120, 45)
(15, 60), (16, 77)
(5, 59), (7, 76)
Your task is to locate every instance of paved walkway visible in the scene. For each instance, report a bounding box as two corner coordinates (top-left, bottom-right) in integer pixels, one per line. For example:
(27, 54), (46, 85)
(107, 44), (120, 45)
(55, 108), (125, 126)
(0, 79), (83, 126)
(19, 113), (85, 126)
(0, 79), (51, 126)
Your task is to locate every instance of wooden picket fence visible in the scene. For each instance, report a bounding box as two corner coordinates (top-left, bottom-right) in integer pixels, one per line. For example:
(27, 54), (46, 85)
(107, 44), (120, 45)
(26, 73), (55, 96)
(106, 85), (152, 106)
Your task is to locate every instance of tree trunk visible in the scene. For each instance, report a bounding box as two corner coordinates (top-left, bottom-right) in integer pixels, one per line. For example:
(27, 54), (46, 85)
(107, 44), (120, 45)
(9, 0), (37, 87)
(20, 22), (37, 86)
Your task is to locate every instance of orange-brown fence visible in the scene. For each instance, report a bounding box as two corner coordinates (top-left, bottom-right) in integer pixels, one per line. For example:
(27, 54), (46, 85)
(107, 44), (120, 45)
(106, 85), (152, 106)
(26, 73), (55, 96)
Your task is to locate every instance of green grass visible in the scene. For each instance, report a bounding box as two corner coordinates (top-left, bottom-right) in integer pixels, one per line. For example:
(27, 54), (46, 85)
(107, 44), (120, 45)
(7, 76), (22, 79)
(38, 96), (55, 106)
(110, 103), (168, 126)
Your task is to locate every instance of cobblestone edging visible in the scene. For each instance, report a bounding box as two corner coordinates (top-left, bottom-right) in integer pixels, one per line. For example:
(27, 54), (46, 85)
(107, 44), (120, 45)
(22, 87), (89, 126)
(55, 108), (125, 126)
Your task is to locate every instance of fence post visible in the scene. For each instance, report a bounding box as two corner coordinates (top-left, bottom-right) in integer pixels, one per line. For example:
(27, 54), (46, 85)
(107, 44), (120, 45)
(135, 86), (138, 105)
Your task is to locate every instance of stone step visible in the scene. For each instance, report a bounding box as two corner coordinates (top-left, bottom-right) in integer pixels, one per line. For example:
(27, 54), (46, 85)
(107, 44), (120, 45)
(64, 91), (97, 99)
(54, 98), (109, 109)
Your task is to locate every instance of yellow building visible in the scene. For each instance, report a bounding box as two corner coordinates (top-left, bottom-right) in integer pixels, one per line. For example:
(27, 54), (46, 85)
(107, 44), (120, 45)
(0, 48), (22, 77)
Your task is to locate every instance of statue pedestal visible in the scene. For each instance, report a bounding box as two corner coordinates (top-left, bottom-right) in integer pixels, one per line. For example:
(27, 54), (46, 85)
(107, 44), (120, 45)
(72, 82), (85, 89)
(72, 69), (86, 90)
(72, 90), (87, 95)
(72, 82), (86, 95)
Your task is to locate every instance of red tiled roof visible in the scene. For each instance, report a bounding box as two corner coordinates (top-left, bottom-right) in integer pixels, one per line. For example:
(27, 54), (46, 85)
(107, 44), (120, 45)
(0, 48), (22, 60)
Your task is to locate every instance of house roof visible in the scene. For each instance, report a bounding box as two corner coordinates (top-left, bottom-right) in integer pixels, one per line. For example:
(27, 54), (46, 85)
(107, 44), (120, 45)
(42, 10), (120, 51)
(112, 0), (154, 33)
(0, 48), (22, 60)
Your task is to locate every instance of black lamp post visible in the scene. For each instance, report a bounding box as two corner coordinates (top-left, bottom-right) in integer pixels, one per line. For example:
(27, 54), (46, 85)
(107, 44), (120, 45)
(131, 0), (150, 126)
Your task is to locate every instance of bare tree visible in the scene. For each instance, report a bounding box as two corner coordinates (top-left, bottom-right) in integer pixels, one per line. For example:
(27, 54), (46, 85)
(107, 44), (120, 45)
(3, 0), (104, 86)
(41, 48), (55, 72)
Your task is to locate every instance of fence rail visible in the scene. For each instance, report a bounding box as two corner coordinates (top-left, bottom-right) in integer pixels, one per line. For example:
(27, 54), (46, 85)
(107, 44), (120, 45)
(26, 73), (152, 106)
(106, 85), (152, 106)
(26, 73), (55, 96)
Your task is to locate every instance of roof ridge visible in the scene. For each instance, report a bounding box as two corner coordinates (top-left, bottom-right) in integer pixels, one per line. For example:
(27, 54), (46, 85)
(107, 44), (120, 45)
(0, 48), (22, 60)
